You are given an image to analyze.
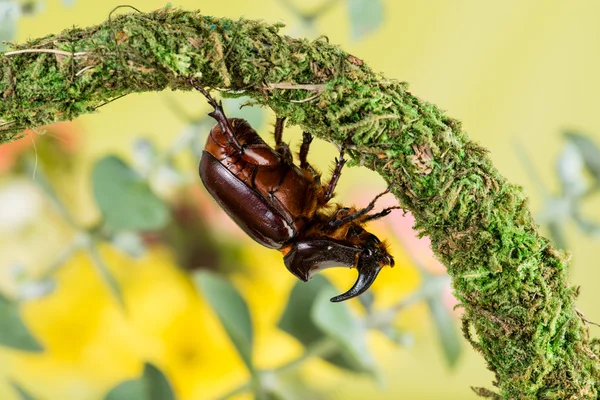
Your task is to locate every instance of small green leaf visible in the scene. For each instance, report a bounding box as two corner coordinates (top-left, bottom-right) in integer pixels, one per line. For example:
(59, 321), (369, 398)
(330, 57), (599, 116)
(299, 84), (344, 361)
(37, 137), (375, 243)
(195, 272), (254, 370)
(564, 131), (600, 182)
(547, 220), (568, 250)
(271, 369), (326, 400)
(10, 381), (36, 400)
(104, 363), (175, 400)
(312, 287), (374, 374)
(92, 156), (169, 232)
(347, 0), (384, 41)
(279, 277), (373, 373)
(111, 232), (147, 259)
(0, 295), (43, 352)
(556, 142), (587, 197)
(278, 275), (330, 346)
(427, 292), (462, 368)
(0, 2), (20, 51)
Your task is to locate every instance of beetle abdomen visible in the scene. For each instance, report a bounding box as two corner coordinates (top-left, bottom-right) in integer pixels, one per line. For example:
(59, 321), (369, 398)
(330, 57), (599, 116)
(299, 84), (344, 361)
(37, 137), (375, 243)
(200, 151), (296, 249)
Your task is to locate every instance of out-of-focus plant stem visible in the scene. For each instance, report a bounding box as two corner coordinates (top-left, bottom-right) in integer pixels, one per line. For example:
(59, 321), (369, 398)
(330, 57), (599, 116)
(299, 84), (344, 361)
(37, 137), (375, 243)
(1, 7), (599, 398)
(24, 158), (124, 305)
(217, 295), (429, 400)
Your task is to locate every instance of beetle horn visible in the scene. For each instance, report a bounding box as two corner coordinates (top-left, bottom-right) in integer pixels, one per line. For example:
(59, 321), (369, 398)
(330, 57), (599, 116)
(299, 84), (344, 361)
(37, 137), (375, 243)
(329, 263), (382, 303)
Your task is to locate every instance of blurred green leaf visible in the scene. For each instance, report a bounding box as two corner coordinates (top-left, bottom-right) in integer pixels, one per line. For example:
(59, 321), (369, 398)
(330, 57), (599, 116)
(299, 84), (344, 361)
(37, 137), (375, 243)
(564, 131), (600, 183)
(357, 291), (374, 312)
(111, 232), (147, 259)
(556, 143), (587, 197)
(195, 272), (254, 371)
(548, 220), (568, 250)
(131, 139), (159, 177)
(278, 275), (330, 346)
(104, 363), (175, 400)
(270, 369), (325, 400)
(379, 327), (415, 348)
(222, 97), (265, 130)
(92, 156), (169, 232)
(312, 287), (375, 374)
(10, 381), (36, 400)
(0, 295), (43, 352)
(347, 0), (384, 41)
(0, 1), (19, 51)
(426, 292), (462, 368)
(279, 277), (374, 374)
(573, 209), (600, 237)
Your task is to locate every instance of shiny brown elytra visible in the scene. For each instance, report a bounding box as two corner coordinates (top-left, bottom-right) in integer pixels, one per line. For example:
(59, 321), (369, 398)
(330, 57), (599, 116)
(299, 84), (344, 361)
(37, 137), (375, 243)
(191, 79), (398, 302)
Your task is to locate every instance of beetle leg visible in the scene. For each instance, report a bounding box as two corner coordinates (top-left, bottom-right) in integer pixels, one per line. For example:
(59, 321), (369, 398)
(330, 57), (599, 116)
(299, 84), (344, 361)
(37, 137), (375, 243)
(299, 131), (322, 184)
(273, 117), (294, 164)
(189, 78), (243, 153)
(323, 145), (347, 202)
(328, 185), (391, 228)
(274, 117), (286, 146)
(299, 131), (313, 169)
(364, 206), (402, 222)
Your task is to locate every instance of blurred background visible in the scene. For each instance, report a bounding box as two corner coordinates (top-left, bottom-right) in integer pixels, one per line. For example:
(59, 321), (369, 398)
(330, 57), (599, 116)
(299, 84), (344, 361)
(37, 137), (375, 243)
(1, 0), (600, 399)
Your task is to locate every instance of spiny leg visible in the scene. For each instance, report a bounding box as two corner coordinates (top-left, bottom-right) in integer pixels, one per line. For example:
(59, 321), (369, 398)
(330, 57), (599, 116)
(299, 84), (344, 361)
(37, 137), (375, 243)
(364, 206), (402, 222)
(299, 131), (313, 169)
(189, 77), (242, 153)
(328, 185), (392, 228)
(273, 117), (293, 164)
(323, 145), (347, 203)
(274, 117), (286, 146)
(299, 131), (321, 184)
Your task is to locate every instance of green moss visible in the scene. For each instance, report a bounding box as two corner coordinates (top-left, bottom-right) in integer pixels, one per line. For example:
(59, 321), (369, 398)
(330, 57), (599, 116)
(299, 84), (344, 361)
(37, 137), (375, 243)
(1, 6), (599, 398)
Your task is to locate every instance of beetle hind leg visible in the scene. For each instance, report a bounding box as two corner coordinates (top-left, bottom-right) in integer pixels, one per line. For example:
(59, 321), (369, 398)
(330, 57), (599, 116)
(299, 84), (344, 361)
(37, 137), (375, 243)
(273, 117), (294, 164)
(323, 145), (347, 202)
(298, 131), (322, 185)
(189, 77), (243, 152)
(189, 77), (221, 110)
(299, 131), (313, 169)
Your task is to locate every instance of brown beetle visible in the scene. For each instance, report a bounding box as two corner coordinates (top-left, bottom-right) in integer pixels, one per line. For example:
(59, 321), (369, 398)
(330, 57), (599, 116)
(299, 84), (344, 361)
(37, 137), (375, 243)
(192, 79), (398, 302)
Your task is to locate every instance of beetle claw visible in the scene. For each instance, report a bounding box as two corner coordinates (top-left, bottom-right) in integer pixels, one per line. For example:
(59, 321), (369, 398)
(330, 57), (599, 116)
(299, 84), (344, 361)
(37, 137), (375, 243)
(330, 264), (382, 303)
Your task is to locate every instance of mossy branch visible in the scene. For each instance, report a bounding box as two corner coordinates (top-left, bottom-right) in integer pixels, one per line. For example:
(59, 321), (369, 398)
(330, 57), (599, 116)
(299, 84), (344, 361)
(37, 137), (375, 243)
(1, 6), (599, 398)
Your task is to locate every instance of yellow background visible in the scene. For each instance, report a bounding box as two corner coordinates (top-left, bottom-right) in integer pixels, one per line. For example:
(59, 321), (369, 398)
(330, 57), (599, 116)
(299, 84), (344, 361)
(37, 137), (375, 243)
(2, 0), (600, 399)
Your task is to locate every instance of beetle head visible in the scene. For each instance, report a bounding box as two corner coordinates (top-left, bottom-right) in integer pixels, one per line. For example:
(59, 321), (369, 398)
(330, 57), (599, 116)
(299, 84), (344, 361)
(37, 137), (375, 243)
(329, 232), (394, 303)
(283, 232), (394, 302)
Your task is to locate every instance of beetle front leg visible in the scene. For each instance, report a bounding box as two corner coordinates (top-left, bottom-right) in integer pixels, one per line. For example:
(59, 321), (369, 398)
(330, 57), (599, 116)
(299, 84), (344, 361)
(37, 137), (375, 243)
(364, 206), (402, 222)
(328, 185), (392, 228)
(323, 145), (347, 202)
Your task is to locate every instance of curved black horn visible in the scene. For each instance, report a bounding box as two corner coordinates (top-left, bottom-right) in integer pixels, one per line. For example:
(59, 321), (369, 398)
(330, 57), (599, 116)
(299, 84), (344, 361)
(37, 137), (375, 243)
(329, 264), (382, 303)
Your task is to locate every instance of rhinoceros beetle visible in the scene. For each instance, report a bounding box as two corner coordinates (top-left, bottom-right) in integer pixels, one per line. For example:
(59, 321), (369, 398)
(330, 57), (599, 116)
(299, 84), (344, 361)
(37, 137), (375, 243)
(191, 79), (399, 302)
